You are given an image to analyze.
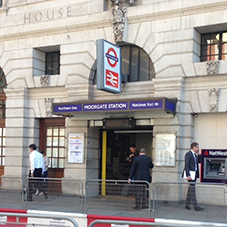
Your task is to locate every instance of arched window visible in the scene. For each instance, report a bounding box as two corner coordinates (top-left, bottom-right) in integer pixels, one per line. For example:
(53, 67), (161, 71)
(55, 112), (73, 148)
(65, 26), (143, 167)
(92, 44), (155, 84)
(121, 45), (155, 82)
(0, 67), (6, 170)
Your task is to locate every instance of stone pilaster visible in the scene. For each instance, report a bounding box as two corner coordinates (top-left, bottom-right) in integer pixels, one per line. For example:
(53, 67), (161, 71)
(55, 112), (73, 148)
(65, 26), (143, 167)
(4, 88), (39, 180)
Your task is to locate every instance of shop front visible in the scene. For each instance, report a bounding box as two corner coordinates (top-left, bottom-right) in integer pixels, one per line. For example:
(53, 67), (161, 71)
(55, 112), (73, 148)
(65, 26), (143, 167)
(53, 98), (176, 181)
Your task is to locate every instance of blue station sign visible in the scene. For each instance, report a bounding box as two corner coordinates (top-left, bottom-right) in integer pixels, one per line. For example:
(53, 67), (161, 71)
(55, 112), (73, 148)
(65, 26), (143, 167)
(53, 98), (176, 115)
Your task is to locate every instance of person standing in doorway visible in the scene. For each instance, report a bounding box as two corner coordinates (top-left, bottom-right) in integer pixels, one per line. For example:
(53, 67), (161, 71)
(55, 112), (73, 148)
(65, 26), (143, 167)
(126, 144), (139, 197)
(127, 144), (139, 167)
(183, 142), (204, 211)
(129, 148), (154, 210)
(35, 150), (49, 195)
(28, 144), (48, 201)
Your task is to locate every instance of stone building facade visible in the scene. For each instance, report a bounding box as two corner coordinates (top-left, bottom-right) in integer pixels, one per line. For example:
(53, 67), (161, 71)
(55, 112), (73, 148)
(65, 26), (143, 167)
(0, 0), (227, 187)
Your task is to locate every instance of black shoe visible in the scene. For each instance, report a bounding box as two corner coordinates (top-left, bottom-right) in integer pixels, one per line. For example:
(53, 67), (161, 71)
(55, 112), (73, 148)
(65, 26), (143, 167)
(185, 205), (191, 210)
(27, 198), (33, 201)
(141, 205), (149, 209)
(133, 206), (140, 210)
(194, 206), (204, 211)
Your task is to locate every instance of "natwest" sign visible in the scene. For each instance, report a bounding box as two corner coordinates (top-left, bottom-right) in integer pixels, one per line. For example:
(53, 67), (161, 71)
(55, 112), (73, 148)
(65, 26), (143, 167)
(97, 39), (121, 93)
(202, 149), (227, 157)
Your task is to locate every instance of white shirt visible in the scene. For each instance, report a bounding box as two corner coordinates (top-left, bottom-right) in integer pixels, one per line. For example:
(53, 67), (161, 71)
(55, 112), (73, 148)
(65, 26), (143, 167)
(30, 150), (45, 174)
(191, 150), (197, 171)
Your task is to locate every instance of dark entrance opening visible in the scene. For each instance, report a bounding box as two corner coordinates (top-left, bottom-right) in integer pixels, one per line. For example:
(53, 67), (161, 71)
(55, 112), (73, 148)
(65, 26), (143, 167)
(104, 128), (153, 181)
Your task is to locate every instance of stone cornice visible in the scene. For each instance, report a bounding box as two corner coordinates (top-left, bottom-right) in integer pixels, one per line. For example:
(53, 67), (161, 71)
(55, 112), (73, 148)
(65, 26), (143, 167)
(1, 0), (227, 41)
(0, 11), (112, 41)
(128, 0), (227, 23)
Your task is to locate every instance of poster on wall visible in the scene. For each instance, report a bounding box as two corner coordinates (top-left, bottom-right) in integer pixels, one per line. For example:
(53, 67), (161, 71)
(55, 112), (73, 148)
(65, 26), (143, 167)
(68, 133), (84, 164)
(155, 133), (176, 166)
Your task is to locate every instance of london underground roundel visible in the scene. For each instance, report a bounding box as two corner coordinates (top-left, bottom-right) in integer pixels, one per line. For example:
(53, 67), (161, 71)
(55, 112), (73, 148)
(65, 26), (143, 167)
(106, 48), (118, 68)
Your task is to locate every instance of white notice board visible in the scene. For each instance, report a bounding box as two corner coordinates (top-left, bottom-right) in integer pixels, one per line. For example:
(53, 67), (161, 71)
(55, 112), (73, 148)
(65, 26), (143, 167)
(68, 133), (85, 164)
(155, 133), (176, 166)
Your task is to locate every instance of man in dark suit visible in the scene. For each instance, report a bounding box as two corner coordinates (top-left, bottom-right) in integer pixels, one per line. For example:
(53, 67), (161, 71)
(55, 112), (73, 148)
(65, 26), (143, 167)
(183, 142), (204, 211)
(129, 148), (154, 210)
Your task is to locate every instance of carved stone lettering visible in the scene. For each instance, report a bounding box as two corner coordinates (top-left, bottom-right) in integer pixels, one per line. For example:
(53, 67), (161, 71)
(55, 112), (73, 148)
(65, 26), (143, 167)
(24, 6), (72, 24)
(35, 12), (42, 22)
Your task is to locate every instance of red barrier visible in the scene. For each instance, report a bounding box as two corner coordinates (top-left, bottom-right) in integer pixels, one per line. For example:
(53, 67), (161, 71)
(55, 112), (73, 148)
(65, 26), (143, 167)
(87, 214), (155, 227)
(0, 208), (27, 226)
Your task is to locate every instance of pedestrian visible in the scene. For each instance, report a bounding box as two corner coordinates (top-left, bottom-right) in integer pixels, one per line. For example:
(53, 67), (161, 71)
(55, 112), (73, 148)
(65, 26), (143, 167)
(28, 144), (48, 201)
(183, 142), (204, 211)
(35, 150), (49, 196)
(129, 148), (154, 210)
(126, 144), (139, 197)
(126, 144), (139, 166)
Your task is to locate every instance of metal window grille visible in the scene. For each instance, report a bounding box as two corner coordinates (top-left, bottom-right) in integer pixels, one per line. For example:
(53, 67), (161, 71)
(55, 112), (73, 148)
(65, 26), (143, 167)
(45, 51), (60, 75)
(201, 31), (227, 62)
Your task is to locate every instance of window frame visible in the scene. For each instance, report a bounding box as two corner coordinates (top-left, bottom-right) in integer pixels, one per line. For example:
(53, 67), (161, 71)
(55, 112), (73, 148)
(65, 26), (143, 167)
(45, 51), (60, 75)
(121, 45), (154, 82)
(39, 118), (65, 170)
(200, 31), (227, 62)
(0, 68), (6, 168)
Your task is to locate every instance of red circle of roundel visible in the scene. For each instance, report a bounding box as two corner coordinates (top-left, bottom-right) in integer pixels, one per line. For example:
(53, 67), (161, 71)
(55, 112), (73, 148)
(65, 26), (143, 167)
(107, 48), (118, 68)
(204, 151), (209, 156)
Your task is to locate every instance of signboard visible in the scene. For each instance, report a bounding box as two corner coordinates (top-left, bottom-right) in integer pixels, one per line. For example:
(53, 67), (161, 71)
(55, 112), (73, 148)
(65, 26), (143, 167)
(97, 39), (122, 93)
(68, 133), (84, 164)
(53, 98), (177, 115)
(155, 133), (176, 166)
(202, 149), (227, 157)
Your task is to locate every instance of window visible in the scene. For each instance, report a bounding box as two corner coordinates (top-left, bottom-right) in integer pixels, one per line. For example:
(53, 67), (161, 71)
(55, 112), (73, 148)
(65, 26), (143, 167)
(0, 68), (7, 169)
(201, 31), (227, 61)
(0, 0), (2, 7)
(45, 51), (60, 75)
(92, 44), (155, 84)
(33, 45), (60, 76)
(0, 68), (6, 119)
(0, 128), (5, 166)
(46, 125), (65, 168)
(121, 45), (155, 82)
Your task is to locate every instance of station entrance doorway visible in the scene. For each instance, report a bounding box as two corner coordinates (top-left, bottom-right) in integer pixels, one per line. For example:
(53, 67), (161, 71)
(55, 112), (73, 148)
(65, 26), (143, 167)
(101, 128), (153, 181)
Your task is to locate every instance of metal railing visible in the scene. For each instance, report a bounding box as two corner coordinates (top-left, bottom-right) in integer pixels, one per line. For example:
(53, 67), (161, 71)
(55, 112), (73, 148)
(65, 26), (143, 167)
(1, 176), (227, 224)
(152, 182), (227, 223)
(24, 177), (84, 213)
(86, 179), (151, 217)
(88, 219), (227, 227)
(0, 212), (79, 227)
(0, 176), (24, 209)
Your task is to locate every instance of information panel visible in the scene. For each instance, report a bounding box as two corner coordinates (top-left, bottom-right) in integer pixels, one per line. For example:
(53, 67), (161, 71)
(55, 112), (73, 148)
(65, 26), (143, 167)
(68, 133), (84, 164)
(155, 133), (176, 166)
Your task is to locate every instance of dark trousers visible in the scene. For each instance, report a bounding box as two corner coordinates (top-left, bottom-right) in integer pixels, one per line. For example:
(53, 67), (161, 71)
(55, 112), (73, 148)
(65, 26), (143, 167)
(185, 179), (198, 208)
(43, 170), (48, 191)
(28, 168), (43, 200)
(134, 183), (148, 208)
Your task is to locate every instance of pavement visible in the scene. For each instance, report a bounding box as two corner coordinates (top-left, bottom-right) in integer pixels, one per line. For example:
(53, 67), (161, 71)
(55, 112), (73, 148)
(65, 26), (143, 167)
(0, 189), (227, 224)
